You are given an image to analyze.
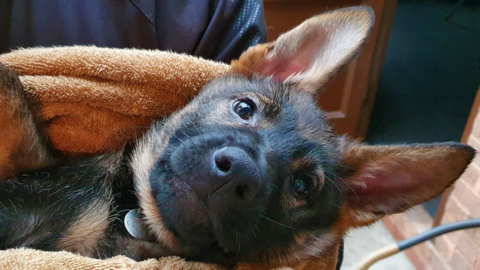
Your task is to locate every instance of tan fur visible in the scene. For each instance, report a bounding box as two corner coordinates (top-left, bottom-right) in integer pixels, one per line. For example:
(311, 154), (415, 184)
(132, 127), (180, 252)
(56, 153), (125, 257)
(231, 43), (274, 77)
(131, 100), (203, 252)
(56, 198), (112, 257)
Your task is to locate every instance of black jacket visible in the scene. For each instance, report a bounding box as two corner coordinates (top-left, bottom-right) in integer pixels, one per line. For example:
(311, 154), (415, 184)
(0, 0), (267, 63)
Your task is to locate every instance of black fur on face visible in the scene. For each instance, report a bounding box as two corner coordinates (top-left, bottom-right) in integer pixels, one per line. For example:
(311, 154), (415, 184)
(133, 75), (347, 266)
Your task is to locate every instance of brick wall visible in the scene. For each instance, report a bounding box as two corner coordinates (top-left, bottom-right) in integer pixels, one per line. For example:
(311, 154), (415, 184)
(382, 89), (480, 270)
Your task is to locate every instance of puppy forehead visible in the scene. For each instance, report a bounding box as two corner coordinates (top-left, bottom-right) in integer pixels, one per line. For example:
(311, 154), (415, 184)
(201, 76), (292, 101)
(201, 76), (322, 118)
(197, 75), (337, 148)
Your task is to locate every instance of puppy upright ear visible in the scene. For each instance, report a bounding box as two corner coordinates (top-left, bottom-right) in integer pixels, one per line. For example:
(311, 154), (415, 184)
(230, 6), (375, 93)
(340, 142), (476, 227)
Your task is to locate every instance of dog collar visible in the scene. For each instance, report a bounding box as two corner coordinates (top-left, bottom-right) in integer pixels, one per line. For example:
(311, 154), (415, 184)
(124, 208), (151, 240)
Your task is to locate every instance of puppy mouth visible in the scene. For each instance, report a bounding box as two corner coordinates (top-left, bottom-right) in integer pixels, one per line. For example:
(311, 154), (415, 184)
(158, 174), (255, 251)
(151, 160), (266, 261)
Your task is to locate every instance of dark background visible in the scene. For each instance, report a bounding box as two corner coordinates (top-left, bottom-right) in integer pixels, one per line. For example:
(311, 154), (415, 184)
(366, 0), (480, 217)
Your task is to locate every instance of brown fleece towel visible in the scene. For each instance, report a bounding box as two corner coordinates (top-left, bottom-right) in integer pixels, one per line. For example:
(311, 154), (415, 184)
(0, 46), (230, 157)
(0, 248), (221, 270)
(0, 248), (336, 270)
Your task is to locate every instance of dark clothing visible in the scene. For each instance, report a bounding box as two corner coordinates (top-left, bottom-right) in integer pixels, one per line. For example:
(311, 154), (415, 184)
(0, 0), (267, 63)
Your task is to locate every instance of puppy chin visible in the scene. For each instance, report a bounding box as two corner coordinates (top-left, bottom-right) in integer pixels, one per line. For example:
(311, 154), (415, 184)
(152, 174), (263, 262)
(158, 177), (217, 244)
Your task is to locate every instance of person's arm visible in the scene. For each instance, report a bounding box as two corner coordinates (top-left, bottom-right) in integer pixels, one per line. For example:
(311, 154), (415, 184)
(195, 0), (268, 63)
(2, 0), (267, 63)
(154, 0), (268, 63)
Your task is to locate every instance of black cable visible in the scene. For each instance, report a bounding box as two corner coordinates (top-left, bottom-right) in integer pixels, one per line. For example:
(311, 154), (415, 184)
(357, 218), (480, 269)
(397, 218), (480, 251)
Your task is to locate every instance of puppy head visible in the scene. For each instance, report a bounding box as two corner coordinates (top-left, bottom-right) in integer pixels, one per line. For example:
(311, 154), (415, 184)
(131, 6), (475, 267)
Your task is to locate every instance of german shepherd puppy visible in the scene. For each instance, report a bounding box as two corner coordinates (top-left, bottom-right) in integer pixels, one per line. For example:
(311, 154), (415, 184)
(0, 6), (475, 269)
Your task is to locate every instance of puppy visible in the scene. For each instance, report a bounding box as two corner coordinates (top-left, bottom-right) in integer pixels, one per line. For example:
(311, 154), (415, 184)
(0, 6), (475, 269)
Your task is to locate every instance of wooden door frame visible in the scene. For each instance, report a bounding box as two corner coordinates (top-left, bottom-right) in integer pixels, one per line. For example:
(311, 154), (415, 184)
(433, 85), (480, 227)
(327, 0), (398, 138)
(355, 0), (398, 139)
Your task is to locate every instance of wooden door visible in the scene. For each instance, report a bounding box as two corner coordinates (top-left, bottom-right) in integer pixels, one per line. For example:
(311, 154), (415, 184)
(263, 0), (397, 139)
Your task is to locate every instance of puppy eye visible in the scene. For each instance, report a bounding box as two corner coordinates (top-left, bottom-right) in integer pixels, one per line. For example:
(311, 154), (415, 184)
(233, 99), (255, 120)
(292, 175), (313, 196)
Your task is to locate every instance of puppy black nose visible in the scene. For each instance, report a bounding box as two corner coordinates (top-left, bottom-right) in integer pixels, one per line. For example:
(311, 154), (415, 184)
(214, 150), (232, 173)
(213, 147), (262, 200)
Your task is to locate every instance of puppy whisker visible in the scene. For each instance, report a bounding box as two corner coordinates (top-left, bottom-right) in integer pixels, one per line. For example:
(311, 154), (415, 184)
(236, 230), (242, 255)
(248, 222), (257, 239)
(261, 215), (296, 230)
